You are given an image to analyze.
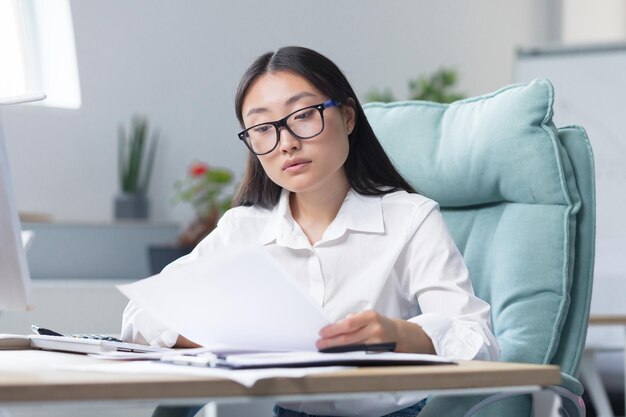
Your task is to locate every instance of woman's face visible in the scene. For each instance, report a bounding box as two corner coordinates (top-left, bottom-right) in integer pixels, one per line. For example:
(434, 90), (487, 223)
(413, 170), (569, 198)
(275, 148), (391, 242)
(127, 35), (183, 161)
(241, 71), (355, 196)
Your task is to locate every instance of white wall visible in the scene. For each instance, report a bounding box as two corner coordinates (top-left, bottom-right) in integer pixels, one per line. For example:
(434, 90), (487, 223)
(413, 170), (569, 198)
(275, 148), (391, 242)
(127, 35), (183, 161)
(1, 0), (548, 224)
(563, 0), (626, 43)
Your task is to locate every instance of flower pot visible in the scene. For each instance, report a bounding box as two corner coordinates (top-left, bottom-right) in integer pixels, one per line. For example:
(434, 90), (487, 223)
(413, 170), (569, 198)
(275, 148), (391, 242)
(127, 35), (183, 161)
(114, 192), (149, 220)
(177, 215), (217, 248)
(147, 245), (193, 275)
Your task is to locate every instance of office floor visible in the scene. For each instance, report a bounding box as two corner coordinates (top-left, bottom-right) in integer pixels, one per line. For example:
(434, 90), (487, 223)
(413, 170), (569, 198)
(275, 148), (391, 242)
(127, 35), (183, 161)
(583, 390), (624, 417)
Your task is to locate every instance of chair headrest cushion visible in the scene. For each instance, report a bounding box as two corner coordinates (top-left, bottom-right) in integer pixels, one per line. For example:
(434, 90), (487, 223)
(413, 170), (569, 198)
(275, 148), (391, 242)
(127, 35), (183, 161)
(364, 79), (570, 207)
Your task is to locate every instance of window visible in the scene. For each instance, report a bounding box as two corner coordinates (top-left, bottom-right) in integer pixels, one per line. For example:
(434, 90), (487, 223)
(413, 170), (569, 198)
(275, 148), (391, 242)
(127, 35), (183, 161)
(0, 0), (28, 97)
(0, 0), (81, 109)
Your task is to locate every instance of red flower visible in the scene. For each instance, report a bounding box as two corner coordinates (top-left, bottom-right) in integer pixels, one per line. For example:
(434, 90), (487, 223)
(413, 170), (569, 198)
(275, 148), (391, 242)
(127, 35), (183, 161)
(189, 162), (209, 177)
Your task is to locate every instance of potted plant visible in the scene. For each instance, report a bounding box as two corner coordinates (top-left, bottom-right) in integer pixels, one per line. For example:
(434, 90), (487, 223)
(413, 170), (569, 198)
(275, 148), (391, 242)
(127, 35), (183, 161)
(172, 161), (233, 246)
(147, 161), (233, 274)
(366, 67), (466, 103)
(114, 116), (158, 219)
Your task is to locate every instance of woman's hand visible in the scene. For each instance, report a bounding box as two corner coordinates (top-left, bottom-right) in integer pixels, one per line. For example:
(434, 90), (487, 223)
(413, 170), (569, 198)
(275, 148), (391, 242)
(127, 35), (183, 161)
(175, 335), (202, 348)
(315, 310), (436, 354)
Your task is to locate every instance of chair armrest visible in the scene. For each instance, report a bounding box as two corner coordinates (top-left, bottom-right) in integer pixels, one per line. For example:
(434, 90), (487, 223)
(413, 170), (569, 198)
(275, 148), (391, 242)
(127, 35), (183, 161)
(418, 373), (584, 417)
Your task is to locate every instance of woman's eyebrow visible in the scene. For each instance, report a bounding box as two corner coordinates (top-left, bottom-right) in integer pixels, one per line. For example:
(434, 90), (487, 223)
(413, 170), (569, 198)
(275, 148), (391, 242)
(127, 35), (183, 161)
(245, 92), (318, 118)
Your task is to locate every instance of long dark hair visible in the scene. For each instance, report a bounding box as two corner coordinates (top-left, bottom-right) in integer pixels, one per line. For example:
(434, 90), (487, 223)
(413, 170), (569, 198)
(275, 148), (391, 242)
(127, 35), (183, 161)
(233, 46), (415, 208)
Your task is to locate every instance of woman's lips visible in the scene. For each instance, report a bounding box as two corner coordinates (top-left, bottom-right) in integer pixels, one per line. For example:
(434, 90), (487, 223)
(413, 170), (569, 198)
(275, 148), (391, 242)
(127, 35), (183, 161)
(282, 159), (311, 171)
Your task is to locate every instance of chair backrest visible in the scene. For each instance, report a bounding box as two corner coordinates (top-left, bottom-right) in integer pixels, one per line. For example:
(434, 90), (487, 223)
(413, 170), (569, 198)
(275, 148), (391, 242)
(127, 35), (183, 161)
(363, 79), (595, 416)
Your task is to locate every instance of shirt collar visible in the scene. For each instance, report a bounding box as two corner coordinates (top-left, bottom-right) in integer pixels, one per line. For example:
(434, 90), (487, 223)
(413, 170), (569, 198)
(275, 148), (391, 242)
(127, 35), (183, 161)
(257, 188), (295, 246)
(258, 188), (385, 246)
(332, 189), (385, 235)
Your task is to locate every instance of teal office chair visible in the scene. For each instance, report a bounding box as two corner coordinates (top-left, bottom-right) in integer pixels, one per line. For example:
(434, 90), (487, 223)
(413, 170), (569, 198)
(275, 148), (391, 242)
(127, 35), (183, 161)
(364, 79), (595, 417)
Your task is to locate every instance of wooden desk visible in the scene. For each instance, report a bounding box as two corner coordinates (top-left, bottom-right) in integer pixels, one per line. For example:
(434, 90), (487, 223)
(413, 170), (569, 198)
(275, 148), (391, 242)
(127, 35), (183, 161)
(588, 316), (626, 326)
(0, 350), (560, 407)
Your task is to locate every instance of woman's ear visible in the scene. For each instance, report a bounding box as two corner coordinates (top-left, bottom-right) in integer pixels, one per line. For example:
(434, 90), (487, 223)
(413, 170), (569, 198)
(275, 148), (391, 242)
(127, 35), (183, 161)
(342, 98), (357, 134)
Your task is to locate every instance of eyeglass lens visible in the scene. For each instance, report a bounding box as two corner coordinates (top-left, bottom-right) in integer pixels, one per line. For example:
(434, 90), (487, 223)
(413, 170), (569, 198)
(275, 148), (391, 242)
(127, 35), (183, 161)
(245, 106), (324, 155)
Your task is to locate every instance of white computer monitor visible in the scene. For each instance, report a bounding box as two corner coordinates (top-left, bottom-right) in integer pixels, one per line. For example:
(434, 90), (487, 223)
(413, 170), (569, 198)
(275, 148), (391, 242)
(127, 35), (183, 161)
(0, 93), (45, 311)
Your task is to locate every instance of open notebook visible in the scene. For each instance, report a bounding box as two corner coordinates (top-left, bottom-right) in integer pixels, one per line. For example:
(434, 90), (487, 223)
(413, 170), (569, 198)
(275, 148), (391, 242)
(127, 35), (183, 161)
(0, 333), (168, 354)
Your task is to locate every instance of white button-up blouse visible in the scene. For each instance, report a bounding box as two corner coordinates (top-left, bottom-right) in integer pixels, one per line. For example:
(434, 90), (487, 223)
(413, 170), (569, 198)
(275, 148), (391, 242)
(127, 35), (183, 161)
(121, 188), (500, 416)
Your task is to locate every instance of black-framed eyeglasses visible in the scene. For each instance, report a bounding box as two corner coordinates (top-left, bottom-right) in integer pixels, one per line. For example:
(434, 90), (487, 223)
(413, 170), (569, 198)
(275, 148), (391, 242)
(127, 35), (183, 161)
(237, 99), (341, 156)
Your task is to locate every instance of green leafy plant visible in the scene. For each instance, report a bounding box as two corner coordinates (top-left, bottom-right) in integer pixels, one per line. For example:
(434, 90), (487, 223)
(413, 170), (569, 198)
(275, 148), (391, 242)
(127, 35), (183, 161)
(408, 68), (465, 103)
(118, 116), (158, 193)
(365, 87), (396, 103)
(172, 161), (234, 247)
(366, 67), (466, 104)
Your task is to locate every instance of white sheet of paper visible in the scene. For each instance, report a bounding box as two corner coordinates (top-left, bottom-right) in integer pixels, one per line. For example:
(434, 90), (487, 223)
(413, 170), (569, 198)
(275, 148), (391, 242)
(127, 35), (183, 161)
(118, 247), (331, 351)
(56, 361), (349, 388)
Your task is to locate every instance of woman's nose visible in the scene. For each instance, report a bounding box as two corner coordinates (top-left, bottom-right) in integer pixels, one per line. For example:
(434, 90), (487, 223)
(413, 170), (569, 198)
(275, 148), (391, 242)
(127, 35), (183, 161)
(278, 127), (301, 153)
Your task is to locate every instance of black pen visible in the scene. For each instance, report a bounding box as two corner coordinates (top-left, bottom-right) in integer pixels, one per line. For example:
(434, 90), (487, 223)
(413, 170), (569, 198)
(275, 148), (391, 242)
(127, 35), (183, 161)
(319, 342), (396, 354)
(31, 325), (64, 337)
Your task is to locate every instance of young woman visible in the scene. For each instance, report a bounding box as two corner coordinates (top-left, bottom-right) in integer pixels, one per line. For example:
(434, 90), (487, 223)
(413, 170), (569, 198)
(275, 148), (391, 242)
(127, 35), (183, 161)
(122, 46), (499, 417)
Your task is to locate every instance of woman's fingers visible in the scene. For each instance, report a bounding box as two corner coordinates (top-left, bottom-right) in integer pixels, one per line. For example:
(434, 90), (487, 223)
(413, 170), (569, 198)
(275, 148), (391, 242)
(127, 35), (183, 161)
(315, 324), (370, 350)
(318, 312), (368, 338)
(316, 310), (397, 350)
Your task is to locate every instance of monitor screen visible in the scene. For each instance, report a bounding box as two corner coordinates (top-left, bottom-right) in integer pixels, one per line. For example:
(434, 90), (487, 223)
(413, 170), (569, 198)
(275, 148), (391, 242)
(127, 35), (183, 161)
(0, 93), (45, 311)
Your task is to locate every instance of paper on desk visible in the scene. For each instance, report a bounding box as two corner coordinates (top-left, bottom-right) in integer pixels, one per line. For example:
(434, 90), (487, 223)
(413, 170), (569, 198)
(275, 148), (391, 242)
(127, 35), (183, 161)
(210, 351), (453, 369)
(89, 345), (266, 361)
(158, 350), (454, 371)
(56, 360), (349, 388)
(118, 247), (331, 352)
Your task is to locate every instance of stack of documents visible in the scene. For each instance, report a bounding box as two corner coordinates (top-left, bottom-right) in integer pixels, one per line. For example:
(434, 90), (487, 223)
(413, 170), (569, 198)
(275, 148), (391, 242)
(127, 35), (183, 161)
(161, 350), (453, 370)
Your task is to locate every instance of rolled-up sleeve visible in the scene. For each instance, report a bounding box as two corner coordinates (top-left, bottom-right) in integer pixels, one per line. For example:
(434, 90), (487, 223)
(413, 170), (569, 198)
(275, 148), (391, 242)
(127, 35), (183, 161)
(409, 313), (499, 360)
(403, 205), (500, 361)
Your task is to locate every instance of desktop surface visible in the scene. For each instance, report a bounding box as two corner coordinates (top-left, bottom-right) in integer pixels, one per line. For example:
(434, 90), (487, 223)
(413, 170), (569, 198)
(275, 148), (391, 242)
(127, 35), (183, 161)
(0, 350), (561, 405)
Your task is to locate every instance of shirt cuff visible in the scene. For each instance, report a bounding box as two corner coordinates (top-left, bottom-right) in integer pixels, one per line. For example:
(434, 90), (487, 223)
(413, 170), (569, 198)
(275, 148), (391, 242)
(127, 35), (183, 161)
(121, 301), (179, 348)
(409, 313), (492, 360)
(156, 329), (180, 348)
